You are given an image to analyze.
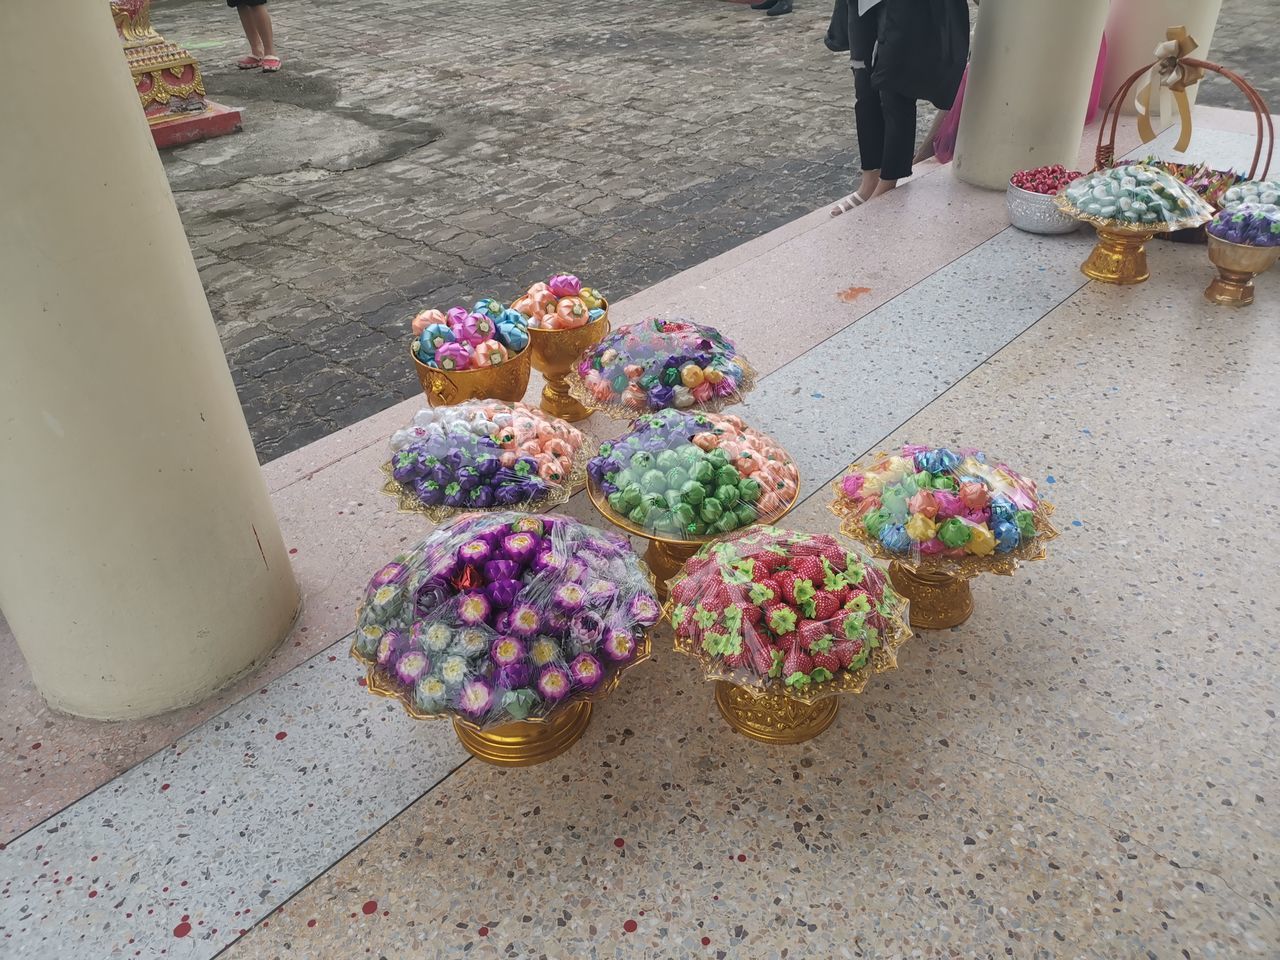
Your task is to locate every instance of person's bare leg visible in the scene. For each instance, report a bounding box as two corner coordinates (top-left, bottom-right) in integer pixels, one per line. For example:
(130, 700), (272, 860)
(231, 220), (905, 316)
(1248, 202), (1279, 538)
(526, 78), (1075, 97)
(913, 110), (947, 164)
(249, 6), (276, 58)
(870, 178), (898, 198)
(237, 6), (263, 58)
(855, 169), (881, 198)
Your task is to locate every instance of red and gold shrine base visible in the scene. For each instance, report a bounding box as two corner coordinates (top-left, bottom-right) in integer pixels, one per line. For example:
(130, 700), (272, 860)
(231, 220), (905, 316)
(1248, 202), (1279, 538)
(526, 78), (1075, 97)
(451, 701), (592, 766)
(888, 562), (974, 630)
(111, 0), (241, 147)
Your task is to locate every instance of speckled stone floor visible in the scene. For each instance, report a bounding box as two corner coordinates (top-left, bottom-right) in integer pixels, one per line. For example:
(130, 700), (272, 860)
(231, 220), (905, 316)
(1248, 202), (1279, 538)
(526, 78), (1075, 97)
(2, 110), (1278, 959)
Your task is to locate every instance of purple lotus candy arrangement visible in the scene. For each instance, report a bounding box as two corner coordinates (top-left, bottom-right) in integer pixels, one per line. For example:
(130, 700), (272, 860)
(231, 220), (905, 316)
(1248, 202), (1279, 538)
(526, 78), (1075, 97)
(352, 512), (659, 728)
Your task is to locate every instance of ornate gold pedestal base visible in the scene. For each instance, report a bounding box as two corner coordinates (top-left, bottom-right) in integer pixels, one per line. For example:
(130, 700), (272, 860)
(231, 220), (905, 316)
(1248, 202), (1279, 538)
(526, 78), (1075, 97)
(1204, 236), (1280, 306)
(714, 682), (839, 744)
(1081, 227), (1154, 284)
(888, 562), (974, 630)
(452, 701), (591, 766)
(644, 539), (701, 601)
(539, 373), (592, 422)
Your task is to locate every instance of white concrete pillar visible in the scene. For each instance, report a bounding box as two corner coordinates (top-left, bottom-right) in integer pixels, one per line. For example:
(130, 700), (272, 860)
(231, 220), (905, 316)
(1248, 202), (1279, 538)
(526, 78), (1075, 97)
(0, 0), (300, 719)
(1100, 0), (1224, 118)
(953, 0), (1110, 189)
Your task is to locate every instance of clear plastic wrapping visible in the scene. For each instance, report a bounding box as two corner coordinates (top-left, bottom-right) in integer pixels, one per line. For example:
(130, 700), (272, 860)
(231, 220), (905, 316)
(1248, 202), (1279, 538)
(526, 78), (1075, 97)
(567, 318), (756, 418)
(352, 513), (659, 728)
(382, 402), (587, 521)
(511, 273), (608, 331)
(1207, 202), (1280, 246)
(587, 409), (799, 540)
(667, 526), (911, 701)
(830, 445), (1057, 576)
(1058, 163), (1213, 231)
(1220, 178), (1280, 211)
(411, 299), (530, 370)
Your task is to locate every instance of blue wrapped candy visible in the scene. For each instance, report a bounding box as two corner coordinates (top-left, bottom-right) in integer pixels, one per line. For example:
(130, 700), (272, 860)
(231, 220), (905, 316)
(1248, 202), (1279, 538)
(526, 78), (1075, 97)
(473, 298), (504, 319)
(992, 519), (1020, 553)
(988, 495), (1017, 524)
(496, 320), (529, 352)
(417, 323), (455, 360)
(879, 523), (912, 554)
(917, 447), (960, 475)
(587, 308), (605, 322)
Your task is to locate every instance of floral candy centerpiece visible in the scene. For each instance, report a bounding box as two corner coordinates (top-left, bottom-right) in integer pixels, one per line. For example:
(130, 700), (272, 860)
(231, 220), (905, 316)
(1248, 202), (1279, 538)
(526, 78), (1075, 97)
(586, 409), (800, 596)
(1204, 202), (1280, 305)
(381, 402), (588, 521)
(667, 526), (911, 744)
(1057, 164), (1213, 283)
(409, 298), (532, 405)
(511, 273), (611, 422)
(353, 513), (659, 765)
(567, 318), (756, 419)
(830, 445), (1057, 630)
(1220, 178), (1280, 211)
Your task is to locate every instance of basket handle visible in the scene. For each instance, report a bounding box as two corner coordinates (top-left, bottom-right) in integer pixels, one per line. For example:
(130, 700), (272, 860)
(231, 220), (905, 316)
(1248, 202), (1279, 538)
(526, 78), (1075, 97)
(1095, 50), (1273, 179)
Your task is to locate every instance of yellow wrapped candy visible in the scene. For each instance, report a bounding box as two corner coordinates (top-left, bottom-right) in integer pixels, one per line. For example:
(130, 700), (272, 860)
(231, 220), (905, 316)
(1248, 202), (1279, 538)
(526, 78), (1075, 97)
(861, 473), (885, 496)
(703, 367), (724, 385)
(905, 514), (937, 542)
(966, 524), (996, 556)
(680, 364), (705, 388)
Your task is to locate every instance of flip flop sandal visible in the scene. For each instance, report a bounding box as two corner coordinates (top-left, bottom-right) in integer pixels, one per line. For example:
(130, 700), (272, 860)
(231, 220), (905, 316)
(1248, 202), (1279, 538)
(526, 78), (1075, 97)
(236, 56), (262, 69)
(261, 57), (282, 72)
(829, 193), (865, 217)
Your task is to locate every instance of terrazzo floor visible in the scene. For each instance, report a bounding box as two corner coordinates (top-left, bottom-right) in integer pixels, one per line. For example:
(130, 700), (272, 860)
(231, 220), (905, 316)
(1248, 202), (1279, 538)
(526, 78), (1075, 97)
(2, 111), (1278, 959)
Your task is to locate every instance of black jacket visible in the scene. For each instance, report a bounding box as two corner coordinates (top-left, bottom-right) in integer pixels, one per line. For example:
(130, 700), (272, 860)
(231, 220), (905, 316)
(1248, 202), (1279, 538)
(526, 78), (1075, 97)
(825, 0), (969, 110)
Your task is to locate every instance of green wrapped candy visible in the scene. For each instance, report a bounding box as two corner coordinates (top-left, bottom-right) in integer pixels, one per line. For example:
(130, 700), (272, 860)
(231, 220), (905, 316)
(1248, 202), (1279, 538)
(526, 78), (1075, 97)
(680, 480), (706, 506)
(640, 469), (666, 494)
(734, 503), (756, 527)
(700, 498), (723, 523)
(660, 366), (681, 387)
(675, 443), (702, 464)
(638, 374), (659, 390)
(715, 465), (740, 488)
(690, 460), (715, 484)
(664, 490), (683, 510)
(611, 374), (629, 393)
(1015, 510), (1037, 541)
(665, 468), (689, 491)
(737, 477), (761, 503)
(628, 504), (649, 526)
(914, 469), (933, 488)
(642, 492), (666, 509)
(655, 449), (679, 471)
(714, 514), (738, 534)
(606, 491), (627, 513)
(882, 487), (909, 520)
(630, 451), (653, 471)
(938, 517), (971, 548)
(672, 503), (696, 529)
(863, 507), (890, 538)
(621, 483), (642, 509)
(705, 449), (728, 470)
(687, 519), (707, 536)
(715, 482), (739, 506)
(931, 476), (957, 491)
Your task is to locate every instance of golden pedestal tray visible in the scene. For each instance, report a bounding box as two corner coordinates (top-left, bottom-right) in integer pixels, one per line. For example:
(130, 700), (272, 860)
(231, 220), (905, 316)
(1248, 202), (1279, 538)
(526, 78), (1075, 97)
(410, 343), (532, 406)
(525, 308), (612, 422)
(1205, 234), (1280, 305)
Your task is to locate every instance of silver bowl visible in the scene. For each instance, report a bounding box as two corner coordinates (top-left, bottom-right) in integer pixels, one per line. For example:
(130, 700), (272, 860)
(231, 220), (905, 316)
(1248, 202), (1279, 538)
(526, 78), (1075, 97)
(1006, 182), (1080, 235)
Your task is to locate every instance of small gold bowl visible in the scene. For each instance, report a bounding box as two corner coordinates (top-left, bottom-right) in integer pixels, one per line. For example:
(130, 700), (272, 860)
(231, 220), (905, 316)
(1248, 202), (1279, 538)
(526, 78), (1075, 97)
(1205, 234), (1280, 306)
(410, 342), (532, 406)
(526, 306), (612, 422)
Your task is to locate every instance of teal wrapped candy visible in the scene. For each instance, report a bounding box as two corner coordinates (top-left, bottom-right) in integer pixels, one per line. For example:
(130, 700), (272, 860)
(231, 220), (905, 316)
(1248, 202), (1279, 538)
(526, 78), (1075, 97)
(881, 487), (909, 521)
(863, 507), (891, 538)
(588, 308), (605, 322)
(878, 523), (911, 553)
(496, 320), (529, 352)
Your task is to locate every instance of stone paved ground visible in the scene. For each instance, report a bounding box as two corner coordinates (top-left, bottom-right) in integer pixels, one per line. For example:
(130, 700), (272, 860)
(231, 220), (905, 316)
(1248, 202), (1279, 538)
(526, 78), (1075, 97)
(156, 0), (1273, 462)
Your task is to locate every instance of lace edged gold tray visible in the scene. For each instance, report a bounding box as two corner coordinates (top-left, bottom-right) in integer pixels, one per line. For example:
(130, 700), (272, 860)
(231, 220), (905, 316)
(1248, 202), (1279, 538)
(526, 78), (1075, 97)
(1052, 193), (1212, 234)
(563, 356), (759, 422)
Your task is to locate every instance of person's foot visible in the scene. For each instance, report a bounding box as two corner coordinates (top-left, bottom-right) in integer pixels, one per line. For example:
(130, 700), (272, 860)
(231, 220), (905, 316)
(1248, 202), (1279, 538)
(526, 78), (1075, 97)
(855, 171), (881, 198)
(871, 179), (898, 198)
(749, 0), (778, 8)
(261, 56), (282, 73)
(236, 55), (262, 69)
(766, 0), (793, 14)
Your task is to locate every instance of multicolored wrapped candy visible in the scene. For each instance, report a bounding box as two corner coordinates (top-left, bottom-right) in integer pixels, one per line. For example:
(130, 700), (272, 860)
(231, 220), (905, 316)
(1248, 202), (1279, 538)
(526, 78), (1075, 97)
(352, 513), (657, 728)
(383, 402), (587, 520)
(510, 273), (608, 331)
(830, 445), (1056, 573)
(1221, 178), (1280, 211)
(1207, 202), (1280, 247)
(588, 409), (798, 539)
(1057, 164), (1213, 231)
(668, 526), (911, 700)
(1137, 157), (1246, 209)
(567, 318), (755, 418)
(412, 298), (529, 369)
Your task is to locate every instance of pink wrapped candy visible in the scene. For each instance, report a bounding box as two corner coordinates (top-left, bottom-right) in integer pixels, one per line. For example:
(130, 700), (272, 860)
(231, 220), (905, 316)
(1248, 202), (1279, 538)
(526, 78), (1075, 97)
(453, 312), (495, 345)
(434, 342), (471, 371)
(474, 339), (509, 367)
(412, 308), (447, 336)
(548, 274), (582, 298)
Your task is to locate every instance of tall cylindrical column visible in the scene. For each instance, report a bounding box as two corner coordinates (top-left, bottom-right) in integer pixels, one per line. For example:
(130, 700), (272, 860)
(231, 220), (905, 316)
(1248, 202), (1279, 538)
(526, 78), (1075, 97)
(953, 0), (1110, 189)
(1099, 0), (1224, 118)
(0, 1), (300, 719)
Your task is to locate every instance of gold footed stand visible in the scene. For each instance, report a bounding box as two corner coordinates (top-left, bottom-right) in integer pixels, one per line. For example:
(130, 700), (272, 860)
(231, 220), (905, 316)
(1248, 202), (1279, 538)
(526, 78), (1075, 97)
(1204, 235), (1280, 306)
(714, 682), (839, 744)
(451, 701), (592, 767)
(888, 562), (974, 630)
(526, 314), (611, 423)
(644, 539), (701, 601)
(411, 343), (532, 406)
(1081, 226), (1155, 284)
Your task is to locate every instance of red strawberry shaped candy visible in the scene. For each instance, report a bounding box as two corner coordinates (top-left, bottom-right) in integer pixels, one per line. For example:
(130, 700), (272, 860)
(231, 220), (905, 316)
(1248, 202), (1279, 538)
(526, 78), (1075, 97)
(802, 590), (841, 623)
(723, 649), (749, 669)
(782, 644), (812, 678)
(763, 600), (797, 637)
(742, 602), (763, 626)
(749, 578), (779, 606)
(748, 640), (774, 676)
(811, 650), (840, 676)
(789, 555), (824, 584)
(795, 618), (832, 650)
(831, 639), (865, 669)
(700, 584), (732, 614)
(753, 550), (787, 576)
(772, 571), (800, 604)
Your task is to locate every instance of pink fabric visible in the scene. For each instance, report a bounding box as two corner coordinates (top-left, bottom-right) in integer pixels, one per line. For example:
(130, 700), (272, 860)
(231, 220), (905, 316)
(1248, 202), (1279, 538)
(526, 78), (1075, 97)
(1086, 34), (1109, 124)
(932, 66), (968, 165)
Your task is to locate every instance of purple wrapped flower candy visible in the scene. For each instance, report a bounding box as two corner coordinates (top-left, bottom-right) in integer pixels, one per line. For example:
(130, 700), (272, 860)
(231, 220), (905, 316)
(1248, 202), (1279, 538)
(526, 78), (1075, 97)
(468, 486), (495, 509)
(569, 654), (604, 689)
(456, 678), (495, 717)
(508, 602), (541, 637)
(490, 635), (526, 668)
(376, 629), (405, 667)
(647, 384), (676, 409)
(485, 559), (520, 582)
(585, 580), (619, 607)
(495, 484), (527, 506)
(573, 611), (605, 642)
(495, 662), (532, 689)
(394, 650), (431, 685)
(533, 547), (567, 578)
(413, 479), (444, 506)
(602, 628), (637, 663)
(391, 450), (425, 483)
(457, 538), (493, 566)
(370, 561), (408, 588)
(501, 532), (542, 566)
(628, 593), (661, 626)
(547, 274), (582, 298)
(552, 582), (587, 614)
(537, 665), (572, 701)
(485, 578), (523, 610)
(456, 592), (491, 626)
(565, 558), (589, 584)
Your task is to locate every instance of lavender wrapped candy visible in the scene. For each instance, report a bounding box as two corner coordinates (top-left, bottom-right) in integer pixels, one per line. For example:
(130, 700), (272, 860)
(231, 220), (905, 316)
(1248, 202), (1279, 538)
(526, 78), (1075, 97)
(467, 487), (496, 509)
(508, 602), (542, 637)
(456, 678), (495, 718)
(485, 578), (523, 609)
(502, 531), (542, 566)
(456, 592), (491, 627)
(552, 582), (587, 613)
(628, 593), (661, 626)
(495, 662), (532, 690)
(376, 629), (405, 668)
(457, 538), (493, 566)
(602, 628), (638, 663)
(485, 559), (520, 582)
(490, 635), (526, 668)
(413, 479), (444, 506)
(537, 665), (572, 702)
(569, 654), (604, 689)
(395, 651), (431, 685)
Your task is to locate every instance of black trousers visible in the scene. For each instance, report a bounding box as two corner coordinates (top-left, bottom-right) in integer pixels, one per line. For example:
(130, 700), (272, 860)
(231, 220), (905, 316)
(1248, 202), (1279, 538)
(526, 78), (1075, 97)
(853, 66), (917, 181)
